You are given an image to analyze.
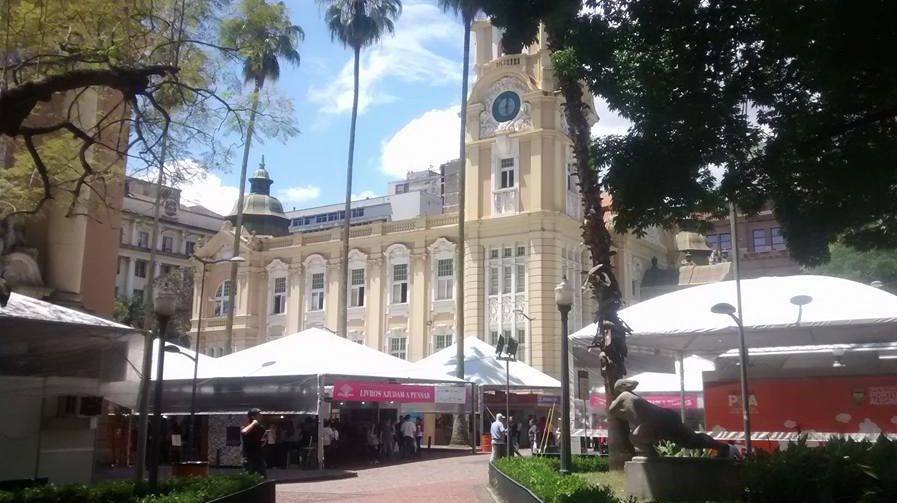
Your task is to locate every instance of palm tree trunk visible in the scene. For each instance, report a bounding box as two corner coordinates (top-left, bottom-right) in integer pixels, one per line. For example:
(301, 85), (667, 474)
(224, 82), (261, 354)
(450, 13), (472, 446)
(556, 72), (634, 470)
(338, 45), (361, 338)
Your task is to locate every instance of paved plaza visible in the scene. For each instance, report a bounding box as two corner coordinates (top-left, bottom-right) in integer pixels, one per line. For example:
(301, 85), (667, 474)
(276, 451), (494, 503)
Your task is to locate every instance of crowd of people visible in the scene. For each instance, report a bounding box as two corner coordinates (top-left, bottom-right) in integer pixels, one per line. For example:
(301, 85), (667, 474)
(240, 409), (428, 478)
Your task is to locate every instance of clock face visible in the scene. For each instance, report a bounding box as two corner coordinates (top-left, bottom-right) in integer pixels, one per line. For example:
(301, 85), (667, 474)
(492, 91), (521, 122)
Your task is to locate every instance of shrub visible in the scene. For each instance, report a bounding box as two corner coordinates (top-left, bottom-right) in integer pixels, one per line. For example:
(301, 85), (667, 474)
(495, 456), (620, 503)
(742, 436), (897, 503)
(0, 474), (263, 503)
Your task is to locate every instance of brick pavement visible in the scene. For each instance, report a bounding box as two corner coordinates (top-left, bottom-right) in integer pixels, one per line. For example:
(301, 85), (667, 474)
(276, 452), (495, 503)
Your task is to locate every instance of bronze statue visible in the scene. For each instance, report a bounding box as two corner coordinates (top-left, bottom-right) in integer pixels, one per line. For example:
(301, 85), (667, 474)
(608, 379), (735, 457)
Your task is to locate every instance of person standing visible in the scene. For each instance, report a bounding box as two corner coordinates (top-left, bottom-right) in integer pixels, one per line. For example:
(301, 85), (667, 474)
(321, 420), (339, 468)
(528, 419), (539, 455)
(381, 419), (396, 460)
(508, 417), (520, 457)
(400, 415), (416, 459)
(415, 418), (424, 457)
(490, 413), (506, 463)
(241, 408), (267, 478)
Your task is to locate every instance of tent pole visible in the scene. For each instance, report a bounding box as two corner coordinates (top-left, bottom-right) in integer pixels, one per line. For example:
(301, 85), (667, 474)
(317, 374), (324, 470)
(678, 352), (686, 423)
(470, 383), (476, 454)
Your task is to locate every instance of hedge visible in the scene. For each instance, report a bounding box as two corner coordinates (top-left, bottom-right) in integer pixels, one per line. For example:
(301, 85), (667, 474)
(0, 474), (263, 503)
(494, 456), (620, 503)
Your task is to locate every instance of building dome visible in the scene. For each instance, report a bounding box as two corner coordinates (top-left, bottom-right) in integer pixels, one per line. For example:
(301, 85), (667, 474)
(227, 156), (290, 236)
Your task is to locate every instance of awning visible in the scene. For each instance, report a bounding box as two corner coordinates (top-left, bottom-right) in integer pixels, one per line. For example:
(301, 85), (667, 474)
(414, 337), (561, 390)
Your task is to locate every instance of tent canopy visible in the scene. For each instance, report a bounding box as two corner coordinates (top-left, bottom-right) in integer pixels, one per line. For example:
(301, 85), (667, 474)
(572, 275), (897, 355)
(414, 337), (561, 389)
(596, 355), (714, 394)
(150, 340), (221, 381)
(190, 328), (464, 383)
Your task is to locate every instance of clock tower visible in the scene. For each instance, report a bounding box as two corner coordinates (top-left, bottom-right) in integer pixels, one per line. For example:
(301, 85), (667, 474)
(461, 18), (598, 376)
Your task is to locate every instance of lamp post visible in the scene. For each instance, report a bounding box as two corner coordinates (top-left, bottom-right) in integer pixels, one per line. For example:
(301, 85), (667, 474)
(513, 309), (534, 365)
(710, 302), (751, 455)
(555, 277), (574, 474)
(187, 254), (245, 460)
(494, 335), (518, 458)
(148, 278), (177, 490)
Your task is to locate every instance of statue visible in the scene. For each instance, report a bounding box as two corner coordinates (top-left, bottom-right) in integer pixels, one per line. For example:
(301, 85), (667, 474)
(608, 379), (736, 458)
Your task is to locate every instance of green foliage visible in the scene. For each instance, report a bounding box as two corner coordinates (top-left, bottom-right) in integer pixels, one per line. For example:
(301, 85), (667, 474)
(0, 475), (262, 503)
(318, 0), (403, 51)
(810, 242), (897, 294)
(495, 456), (619, 503)
(742, 436), (897, 503)
(655, 440), (714, 458)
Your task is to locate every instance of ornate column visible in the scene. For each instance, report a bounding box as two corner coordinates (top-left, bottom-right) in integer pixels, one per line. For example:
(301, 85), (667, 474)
(325, 257), (342, 332)
(124, 257), (134, 297)
(366, 255), (384, 351)
(409, 248), (428, 361)
(287, 261), (303, 334)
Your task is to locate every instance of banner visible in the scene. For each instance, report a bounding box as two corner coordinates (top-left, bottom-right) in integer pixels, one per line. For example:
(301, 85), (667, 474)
(589, 393), (701, 410)
(435, 385), (466, 404)
(332, 381), (434, 403)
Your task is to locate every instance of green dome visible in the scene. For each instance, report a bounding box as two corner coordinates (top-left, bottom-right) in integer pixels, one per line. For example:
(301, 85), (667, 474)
(231, 192), (286, 217)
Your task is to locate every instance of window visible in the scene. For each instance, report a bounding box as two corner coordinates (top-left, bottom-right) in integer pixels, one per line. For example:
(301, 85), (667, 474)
(137, 231), (150, 248)
(396, 182), (409, 194)
(162, 236), (173, 253)
(490, 249), (499, 259)
(516, 263), (526, 293)
(133, 289), (144, 302)
(309, 273), (325, 311)
(391, 263), (408, 304)
(771, 227), (786, 250)
(502, 265), (512, 294)
(135, 260), (147, 278)
(389, 335), (407, 360)
(706, 232), (732, 251)
(499, 158), (515, 188)
(316, 214), (327, 223)
(351, 207), (365, 218)
(503, 247), (513, 258)
(272, 277), (287, 314)
(214, 280), (231, 316)
(489, 266), (499, 295)
(490, 330), (499, 346)
(753, 229), (769, 252)
(516, 328), (526, 360)
(185, 241), (196, 256)
(436, 259), (453, 300)
(516, 246), (526, 257)
(161, 264), (172, 277)
(434, 332), (452, 352)
(350, 268), (365, 307)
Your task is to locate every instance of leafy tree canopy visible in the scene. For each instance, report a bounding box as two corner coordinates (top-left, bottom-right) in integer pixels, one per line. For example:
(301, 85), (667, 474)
(811, 243), (897, 295)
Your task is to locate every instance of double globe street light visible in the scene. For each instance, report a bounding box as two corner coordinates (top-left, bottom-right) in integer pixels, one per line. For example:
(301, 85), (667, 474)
(555, 277), (574, 474)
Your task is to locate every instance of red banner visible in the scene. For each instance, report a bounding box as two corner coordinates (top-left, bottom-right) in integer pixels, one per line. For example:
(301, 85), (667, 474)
(332, 381), (434, 403)
(589, 393), (701, 410)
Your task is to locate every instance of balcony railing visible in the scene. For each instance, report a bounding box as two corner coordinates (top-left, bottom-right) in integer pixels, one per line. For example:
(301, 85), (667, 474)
(493, 188), (518, 216)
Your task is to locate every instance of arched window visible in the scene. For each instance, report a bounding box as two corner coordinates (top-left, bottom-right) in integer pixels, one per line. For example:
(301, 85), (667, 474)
(213, 280), (231, 316)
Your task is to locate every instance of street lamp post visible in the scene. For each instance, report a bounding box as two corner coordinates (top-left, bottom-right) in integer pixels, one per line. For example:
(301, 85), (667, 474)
(710, 302), (751, 455)
(555, 277), (574, 474)
(187, 254), (245, 460)
(494, 335), (518, 458)
(148, 279), (177, 490)
(513, 309), (534, 365)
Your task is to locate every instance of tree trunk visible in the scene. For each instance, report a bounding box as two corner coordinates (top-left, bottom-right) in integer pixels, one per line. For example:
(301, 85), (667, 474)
(556, 71), (634, 470)
(450, 13), (473, 447)
(224, 83), (261, 354)
(338, 45), (361, 338)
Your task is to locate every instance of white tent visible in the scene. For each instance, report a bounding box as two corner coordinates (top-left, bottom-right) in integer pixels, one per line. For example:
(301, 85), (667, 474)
(150, 340), (221, 381)
(414, 337), (561, 389)
(596, 355), (714, 394)
(208, 328), (464, 383)
(571, 275), (897, 355)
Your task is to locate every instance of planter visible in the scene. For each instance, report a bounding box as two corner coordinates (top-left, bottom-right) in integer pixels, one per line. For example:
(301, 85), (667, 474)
(481, 434), (491, 453)
(489, 462), (543, 503)
(172, 461), (210, 477)
(625, 456), (741, 502)
(208, 481), (275, 503)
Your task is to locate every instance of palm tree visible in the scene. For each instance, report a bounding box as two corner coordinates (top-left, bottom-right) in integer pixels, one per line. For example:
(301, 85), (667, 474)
(318, 0), (402, 338)
(439, 0), (479, 446)
(219, 0), (304, 353)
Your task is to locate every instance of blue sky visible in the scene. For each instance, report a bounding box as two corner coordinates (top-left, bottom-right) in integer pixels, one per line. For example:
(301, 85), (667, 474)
(172, 0), (630, 216)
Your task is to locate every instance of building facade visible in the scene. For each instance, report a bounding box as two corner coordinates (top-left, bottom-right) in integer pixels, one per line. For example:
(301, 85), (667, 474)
(190, 20), (675, 377)
(116, 176), (224, 302)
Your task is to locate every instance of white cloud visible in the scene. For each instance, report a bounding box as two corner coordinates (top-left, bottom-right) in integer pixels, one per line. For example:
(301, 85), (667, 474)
(352, 190), (378, 200)
(309, 1), (461, 117)
(134, 160), (239, 217)
(280, 185), (321, 204)
(591, 96), (631, 137)
(380, 105), (460, 177)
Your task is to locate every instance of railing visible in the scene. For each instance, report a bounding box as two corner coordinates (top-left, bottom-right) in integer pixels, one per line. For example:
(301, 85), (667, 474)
(494, 55), (522, 68)
(493, 188), (518, 216)
(350, 227), (372, 238)
(428, 214), (458, 227)
(384, 221), (416, 233)
(303, 232), (332, 244)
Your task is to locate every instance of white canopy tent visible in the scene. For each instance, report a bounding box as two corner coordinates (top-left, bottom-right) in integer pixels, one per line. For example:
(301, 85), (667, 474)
(150, 340), (221, 381)
(414, 337), (561, 389)
(596, 355), (714, 394)
(572, 275), (897, 356)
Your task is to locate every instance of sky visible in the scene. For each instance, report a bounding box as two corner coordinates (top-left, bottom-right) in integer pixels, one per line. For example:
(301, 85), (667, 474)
(166, 0), (631, 216)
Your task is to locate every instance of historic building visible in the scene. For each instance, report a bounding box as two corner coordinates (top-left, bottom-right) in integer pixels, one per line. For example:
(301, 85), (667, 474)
(115, 176), (225, 302)
(190, 20), (676, 377)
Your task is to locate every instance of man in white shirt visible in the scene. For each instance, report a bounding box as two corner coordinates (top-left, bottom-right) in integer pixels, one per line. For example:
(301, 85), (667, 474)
(322, 421), (339, 467)
(400, 415), (417, 458)
(490, 413), (506, 463)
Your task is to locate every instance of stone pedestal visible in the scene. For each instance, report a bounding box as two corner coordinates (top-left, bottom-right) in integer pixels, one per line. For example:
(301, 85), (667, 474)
(625, 456), (741, 502)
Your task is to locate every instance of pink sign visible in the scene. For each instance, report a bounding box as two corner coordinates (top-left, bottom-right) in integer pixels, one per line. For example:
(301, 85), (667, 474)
(590, 393), (700, 410)
(332, 381), (435, 403)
